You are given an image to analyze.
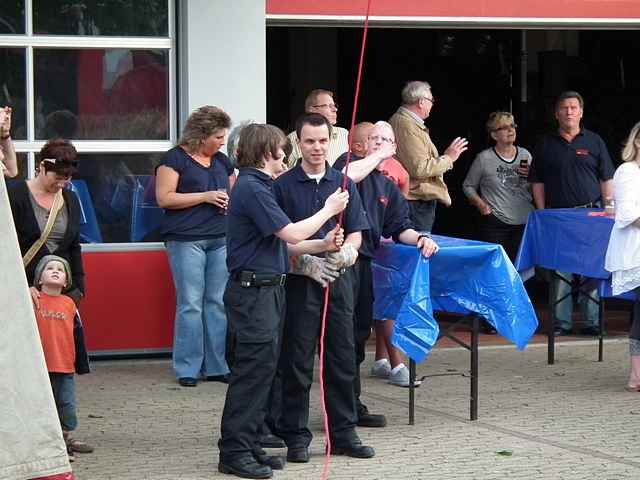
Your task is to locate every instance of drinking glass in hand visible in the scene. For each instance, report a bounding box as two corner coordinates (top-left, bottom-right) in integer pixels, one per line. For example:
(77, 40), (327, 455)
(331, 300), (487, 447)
(217, 188), (228, 215)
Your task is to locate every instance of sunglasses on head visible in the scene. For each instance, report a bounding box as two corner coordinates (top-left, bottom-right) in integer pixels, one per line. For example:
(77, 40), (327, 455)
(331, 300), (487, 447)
(43, 158), (79, 168)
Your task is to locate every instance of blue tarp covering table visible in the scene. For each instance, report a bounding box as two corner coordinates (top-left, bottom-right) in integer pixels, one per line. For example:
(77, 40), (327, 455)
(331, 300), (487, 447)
(372, 235), (539, 363)
(514, 208), (633, 364)
(515, 208), (635, 301)
(516, 208), (613, 280)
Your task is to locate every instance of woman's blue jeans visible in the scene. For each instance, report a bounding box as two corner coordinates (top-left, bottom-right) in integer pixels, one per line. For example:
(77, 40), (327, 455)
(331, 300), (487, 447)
(166, 238), (230, 379)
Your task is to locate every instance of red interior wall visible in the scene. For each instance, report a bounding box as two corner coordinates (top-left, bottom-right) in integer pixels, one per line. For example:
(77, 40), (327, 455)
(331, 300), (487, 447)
(80, 250), (175, 353)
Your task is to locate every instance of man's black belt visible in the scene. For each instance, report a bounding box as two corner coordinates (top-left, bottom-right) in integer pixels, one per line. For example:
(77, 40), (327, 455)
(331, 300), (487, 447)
(573, 200), (601, 209)
(231, 271), (286, 288)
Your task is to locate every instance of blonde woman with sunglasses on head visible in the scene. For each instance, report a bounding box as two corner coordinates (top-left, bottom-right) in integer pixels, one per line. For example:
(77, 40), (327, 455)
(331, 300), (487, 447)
(463, 111), (533, 262)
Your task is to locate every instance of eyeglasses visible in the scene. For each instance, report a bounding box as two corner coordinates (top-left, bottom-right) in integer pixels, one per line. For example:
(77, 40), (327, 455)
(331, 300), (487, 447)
(312, 103), (338, 110)
(422, 96), (435, 105)
(493, 123), (517, 132)
(368, 135), (394, 144)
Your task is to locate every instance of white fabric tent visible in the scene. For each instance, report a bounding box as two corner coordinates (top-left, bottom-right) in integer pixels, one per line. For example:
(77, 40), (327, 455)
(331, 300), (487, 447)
(0, 177), (71, 480)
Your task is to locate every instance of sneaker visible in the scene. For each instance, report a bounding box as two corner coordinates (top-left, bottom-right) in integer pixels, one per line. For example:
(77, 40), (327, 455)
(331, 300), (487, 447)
(66, 436), (94, 454)
(370, 359), (391, 378)
(388, 365), (422, 388)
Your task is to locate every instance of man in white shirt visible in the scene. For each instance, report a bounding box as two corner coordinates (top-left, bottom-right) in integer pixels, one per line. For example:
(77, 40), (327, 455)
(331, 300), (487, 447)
(286, 89), (348, 168)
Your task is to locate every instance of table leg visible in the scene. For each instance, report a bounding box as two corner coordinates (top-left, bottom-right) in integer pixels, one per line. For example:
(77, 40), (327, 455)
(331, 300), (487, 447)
(598, 298), (604, 362)
(470, 315), (479, 421)
(548, 307), (555, 365)
(409, 359), (416, 425)
(547, 272), (569, 365)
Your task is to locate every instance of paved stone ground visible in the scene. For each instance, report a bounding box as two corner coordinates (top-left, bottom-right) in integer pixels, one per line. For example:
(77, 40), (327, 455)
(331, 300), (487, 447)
(71, 339), (640, 480)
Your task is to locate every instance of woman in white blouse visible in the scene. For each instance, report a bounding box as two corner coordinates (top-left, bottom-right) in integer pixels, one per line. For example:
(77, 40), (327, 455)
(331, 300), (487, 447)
(605, 121), (640, 392)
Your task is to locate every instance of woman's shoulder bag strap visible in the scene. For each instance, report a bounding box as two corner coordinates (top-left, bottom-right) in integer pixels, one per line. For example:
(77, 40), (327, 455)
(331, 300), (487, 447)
(22, 189), (65, 268)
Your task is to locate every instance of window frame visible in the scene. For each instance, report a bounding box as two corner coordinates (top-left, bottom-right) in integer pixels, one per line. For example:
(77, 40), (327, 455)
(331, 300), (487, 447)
(0, 0), (176, 248)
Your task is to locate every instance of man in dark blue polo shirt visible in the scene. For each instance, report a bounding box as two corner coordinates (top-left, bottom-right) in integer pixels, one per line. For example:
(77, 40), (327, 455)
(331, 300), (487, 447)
(528, 91), (615, 336)
(335, 120), (439, 426)
(218, 124), (349, 479)
(273, 113), (375, 462)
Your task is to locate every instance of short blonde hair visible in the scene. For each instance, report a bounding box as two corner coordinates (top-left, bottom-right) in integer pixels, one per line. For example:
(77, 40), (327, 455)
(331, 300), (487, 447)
(621, 121), (640, 163)
(486, 111), (514, 134)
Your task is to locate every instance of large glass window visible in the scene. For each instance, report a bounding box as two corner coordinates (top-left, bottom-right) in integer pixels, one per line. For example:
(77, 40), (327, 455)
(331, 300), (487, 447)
(33, 0), (168, 36)
(73, 153), (165, 243)
(14, 152), (28, 179)
(0, 48), (27, 139)
(35, 49), (169, 140)
(0, 1), (25, 35)
(2, 0), (174, 244)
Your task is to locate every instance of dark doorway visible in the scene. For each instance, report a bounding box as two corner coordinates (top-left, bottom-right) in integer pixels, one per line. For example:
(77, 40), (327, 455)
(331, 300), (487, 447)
(267, 26), (640, 239)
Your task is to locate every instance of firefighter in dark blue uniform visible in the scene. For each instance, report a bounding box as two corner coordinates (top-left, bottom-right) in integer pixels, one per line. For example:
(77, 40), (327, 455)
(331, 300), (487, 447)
(273, 113), (375, 463)
(218, 123), (349, 479)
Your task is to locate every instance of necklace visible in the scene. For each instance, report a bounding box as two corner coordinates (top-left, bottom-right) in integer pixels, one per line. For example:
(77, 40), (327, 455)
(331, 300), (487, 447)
(182, 146), (211, 167)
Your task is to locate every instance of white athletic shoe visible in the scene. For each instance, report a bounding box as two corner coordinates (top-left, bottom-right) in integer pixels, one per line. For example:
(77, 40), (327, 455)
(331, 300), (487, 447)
(388, 365), (422, 388)
(370, 359), (391, 378)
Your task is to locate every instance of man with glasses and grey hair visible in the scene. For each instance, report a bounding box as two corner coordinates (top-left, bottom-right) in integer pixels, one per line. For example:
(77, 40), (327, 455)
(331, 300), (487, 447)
(286, 89), (349, 168)
(389, 81), (468, 232)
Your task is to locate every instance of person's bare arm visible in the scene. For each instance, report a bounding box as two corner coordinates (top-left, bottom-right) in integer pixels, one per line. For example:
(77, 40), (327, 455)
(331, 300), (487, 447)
(0, 137), (17, 178)
(343, 231), (362, 250)
(531, 183), (545, 209)
(397, 229), (439, 257)
(343, 143), (395, 183)
(1, 107), (18, 178)
(155, 165), (228, 210)
(600, 179), (613, 204)
(275, 189), (349, 244)
(288, 226), (343, 256)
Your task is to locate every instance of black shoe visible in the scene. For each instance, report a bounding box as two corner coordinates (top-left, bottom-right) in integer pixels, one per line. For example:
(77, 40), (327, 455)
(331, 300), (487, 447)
(178, 377), (197, 387)
(206, 374), (230, 384)
(357, 411), (387, 428)
(218, 456), (273, 479)
(253, 448), (286, 470)
(579, 326), (601, 336)
(259, 433), (285, 449)
(331, 442), (375, 458)
(553, 328), (572, 337)
(286, 446), (310, 463)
